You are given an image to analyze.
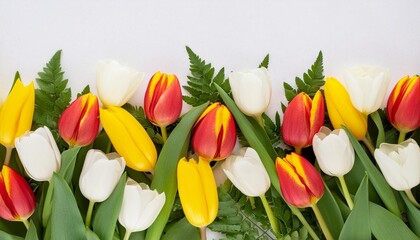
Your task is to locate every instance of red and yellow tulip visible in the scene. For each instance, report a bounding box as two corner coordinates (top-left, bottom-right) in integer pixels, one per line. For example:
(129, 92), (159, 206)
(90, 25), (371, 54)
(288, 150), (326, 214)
(177, 157), (218, 228)
(324, 77), (367, 140)
(144, 72), (182, 127)
(58, 93), (100, 147)
(191, 102), (236, 161)
(281, 91), (324, 152)
(276, 153), (324, 208)
(0, 165), (36, 222)
(386, 75), (420, 133)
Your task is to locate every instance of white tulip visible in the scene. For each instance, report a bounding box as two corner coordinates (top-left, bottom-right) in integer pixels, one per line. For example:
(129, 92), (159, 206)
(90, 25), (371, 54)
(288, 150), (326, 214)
(374, 139), (420, 191)
(79, 150), (126, 202)
(313, 127), (355, 177)
(118, 178), (166, 233)
(343, 65), (390, 115)
(222, 147), (270, 197)
(96, 59), (145, 107)
(15, 126), (61, 181)
(229, 67), (271, 117)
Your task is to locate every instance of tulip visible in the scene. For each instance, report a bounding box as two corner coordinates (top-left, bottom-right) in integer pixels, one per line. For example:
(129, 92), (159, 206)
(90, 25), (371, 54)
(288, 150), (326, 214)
(177, 157), (218, 228)
(281, 91), (324, 153)
(0, 79), (35, 148)
(99, 106), (157, 172)
(312, 127), (354, 177)
(96, 59), (145, 107)
(0, 165), (36, 226)
(343, 65), (390, 115)
(324, 77), (367, 140)
(144, 72), (182, 127)
(374, 139), (420, 191)
(58, 93), (100, 147)
(191, 102), (237, 161)
(79, 150), (126, 203)
(118, 178), (165, 238)
(386, 76), (420, 134)
(229, 67), (271, 117)
(276, 153), (324, 208)
(222, 147), (270, 197)
(15, 126), (61, 181)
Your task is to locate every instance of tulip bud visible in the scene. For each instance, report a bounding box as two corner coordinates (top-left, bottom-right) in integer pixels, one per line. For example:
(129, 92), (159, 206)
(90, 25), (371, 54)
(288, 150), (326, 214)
(229, 68), (271, 117)
(15, 126), (61, 181)
(324, 77), (367, 140)
(0, 165), (36, 222)
(276, 153), (324, 208)
(96, 59), (145, 107)
(58, 93), (100, 147)
(222, 147), (270, 197)
(343, 65), (390, 115)
(281, 91), (324, 151)
(79, 150), (125, 202)
(99, 106), (157, 172)
(386, 76), (420, 133)
(177, 157), (218, 227)
(191, 103), (237, 161)
(374, 139), (420, 191)
(118, 178), (165, 233)
(313, 127), (355, 176)
(0, 79), (35, 148)
(144, 72), (182, 127)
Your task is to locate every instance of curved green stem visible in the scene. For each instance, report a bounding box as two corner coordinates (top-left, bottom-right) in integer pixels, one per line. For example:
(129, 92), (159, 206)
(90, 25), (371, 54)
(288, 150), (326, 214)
(398, 131), (407, 144)
(123, 230), (132, 240)
(311, 204), (333, 240)
(85, 201), (95, 228)
(370, 111), (385, 148)
(361, 137), (375, 155)
(22, 219), (30, 229)
(405, 189), (420, 208)
(249, 196), (256, 209)
(338, 176), (354, 210)
(254, 114), (265, 128)
(290, 206), (319, 240)
(4, 147), (12, 166)
(260, 194), (280, 236)
(160, 126), (168, 144)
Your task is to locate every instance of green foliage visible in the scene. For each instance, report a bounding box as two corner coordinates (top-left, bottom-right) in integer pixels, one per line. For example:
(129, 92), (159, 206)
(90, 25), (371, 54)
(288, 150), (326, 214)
(183, 46), (231, 106)
(58, 147), (81, 186)
(283, 51), (324, 106)
(259, 54), (270, 68)
(33, 50), (71, 151)
(77, 85), (91, 97)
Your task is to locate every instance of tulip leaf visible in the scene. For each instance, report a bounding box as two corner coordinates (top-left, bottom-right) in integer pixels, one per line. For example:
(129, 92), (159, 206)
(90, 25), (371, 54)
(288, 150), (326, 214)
(85, 229), (100, 240)
(400, 192), (420, 236)
(58, 146), (81, 185)
(316, 183), (344, 239)
(339, 175), (371, 240)
(92, 173), (127, 240)
(145, 103), (208, 240)
(369, 202), (419, 240)
(44, 173), (86, 240)
(370, 111), (386, 147)
(162, 218), (200, 240)
(258, 54), (270, 69)
(24, 221), (38, 240)
(344, 128), (401, 217)
(0, 231), (23, 240)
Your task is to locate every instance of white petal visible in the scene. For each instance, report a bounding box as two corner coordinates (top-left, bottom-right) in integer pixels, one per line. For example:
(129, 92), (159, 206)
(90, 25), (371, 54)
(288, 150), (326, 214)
(119, 184), (144, 232)
(374, 150), (409, 190)
(133, 191), (166, 232)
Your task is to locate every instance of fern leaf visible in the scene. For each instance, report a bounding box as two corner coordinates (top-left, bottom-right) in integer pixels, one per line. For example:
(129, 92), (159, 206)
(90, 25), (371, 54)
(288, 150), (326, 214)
(259, 54), (270, 69)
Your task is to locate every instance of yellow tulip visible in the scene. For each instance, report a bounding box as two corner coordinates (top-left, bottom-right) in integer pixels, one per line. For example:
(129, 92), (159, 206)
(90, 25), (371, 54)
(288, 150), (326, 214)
(99, 106), (157, 172)
(0, 79), (35, 148)
(177, 157), (218, 228)
(324, 77), (367, 140)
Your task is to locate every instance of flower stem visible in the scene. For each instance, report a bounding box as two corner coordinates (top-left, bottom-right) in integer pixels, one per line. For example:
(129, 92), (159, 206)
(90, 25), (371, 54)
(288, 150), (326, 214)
(85, 201), (95, 228)
(160, 126), (168, 144)
(295, 147), (302, 155)
(199, 226), (207, 240)
(290, 206), (319, 240)
(22, 219), (30, 229)
(3, 147), (12, 166)
(260, 194), (280, 236)
(311, 204), (333, 240)
(254, 114), (265, 128)
(370, 111), (385, 148)
(405, 189), (420, 208)
(338, 176), (354, 210)
(123, 230), (132, 240)
(398, 131), (407, 144)
(249, 196), (256, 209)
(361, 137), (375, 155)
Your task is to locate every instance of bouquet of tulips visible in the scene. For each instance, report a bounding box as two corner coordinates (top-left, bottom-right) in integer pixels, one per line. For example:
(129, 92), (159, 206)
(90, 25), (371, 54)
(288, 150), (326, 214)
(0, 48), (419, 240)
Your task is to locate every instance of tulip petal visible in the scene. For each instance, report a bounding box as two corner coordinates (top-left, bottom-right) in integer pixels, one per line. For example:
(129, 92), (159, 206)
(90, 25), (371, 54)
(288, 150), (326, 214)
(134, 190), (166, 231)
(119, 183), (144, 232)
(282, 93), (311, 148)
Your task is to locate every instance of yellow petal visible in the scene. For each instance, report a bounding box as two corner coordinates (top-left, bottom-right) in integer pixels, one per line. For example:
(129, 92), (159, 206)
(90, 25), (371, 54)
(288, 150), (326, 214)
(197, 159), (218, 224)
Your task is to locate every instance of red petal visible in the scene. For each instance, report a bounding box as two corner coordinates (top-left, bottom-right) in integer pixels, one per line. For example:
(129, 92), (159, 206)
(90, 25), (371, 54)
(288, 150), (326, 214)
(282, 93), (310, 149)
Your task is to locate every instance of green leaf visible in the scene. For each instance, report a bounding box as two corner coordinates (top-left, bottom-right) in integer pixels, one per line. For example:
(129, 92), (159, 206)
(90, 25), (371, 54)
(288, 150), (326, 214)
(316, 183), (344, 239)
(344, 127), (401, 217)
(33, 50), (71, 151)
(339, 175), (371, 240)
(0, 231), (24, 240)
(370, 203), (419, 240)
(92, 173), (127, 240)
(400, 192), (420, 236)
(44, 173), (86, 240)
(259, 54), (270, 69)
(58, 146), (82, 185)
(370, 111), (386, 148)
(162, 218), (199, 240)
(145, 103), (208, 240)
(24, 221), (38, 240)
(86, 228), (100, 240)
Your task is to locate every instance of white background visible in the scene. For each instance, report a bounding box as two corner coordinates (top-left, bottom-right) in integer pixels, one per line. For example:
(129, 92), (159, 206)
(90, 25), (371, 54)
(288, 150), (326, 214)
(1, 0), (419, 116)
